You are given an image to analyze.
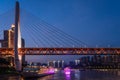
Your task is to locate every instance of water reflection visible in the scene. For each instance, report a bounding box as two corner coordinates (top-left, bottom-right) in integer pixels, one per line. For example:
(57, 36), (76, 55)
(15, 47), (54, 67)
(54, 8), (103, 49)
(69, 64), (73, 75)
(0, 75), (23, 80)
(65, 74), (71, 80)
(80, 70), (120, 80)
(0, 70), (120, 80)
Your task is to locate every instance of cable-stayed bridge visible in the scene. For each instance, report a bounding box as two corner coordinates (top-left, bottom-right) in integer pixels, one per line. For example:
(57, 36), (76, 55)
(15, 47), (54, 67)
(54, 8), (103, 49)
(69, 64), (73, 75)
(0, 1), (120, 71)
(0, 2), (119, 55)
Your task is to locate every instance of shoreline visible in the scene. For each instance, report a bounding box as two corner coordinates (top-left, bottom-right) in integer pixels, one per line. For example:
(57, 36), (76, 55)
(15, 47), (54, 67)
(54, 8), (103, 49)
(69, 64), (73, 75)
(21, 72), (54, 79)
(0, 72), (54, 79)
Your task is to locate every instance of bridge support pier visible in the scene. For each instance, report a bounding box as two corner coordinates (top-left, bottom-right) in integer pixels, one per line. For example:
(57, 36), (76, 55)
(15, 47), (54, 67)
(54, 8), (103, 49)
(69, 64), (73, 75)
(14, 54), (25, 71)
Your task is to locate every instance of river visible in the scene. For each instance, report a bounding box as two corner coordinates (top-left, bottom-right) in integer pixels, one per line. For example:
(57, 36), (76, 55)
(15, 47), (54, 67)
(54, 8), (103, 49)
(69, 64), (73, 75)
(0, 70), (120, 80)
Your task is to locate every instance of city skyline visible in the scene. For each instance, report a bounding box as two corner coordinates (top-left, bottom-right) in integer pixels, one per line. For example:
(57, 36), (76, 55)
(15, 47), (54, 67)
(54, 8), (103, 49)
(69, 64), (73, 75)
(0, 0), (120, 47)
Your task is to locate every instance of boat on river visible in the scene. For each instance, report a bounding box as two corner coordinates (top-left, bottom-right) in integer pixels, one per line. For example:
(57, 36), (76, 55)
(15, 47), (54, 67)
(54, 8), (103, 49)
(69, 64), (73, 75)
(22, 66), (55, 78)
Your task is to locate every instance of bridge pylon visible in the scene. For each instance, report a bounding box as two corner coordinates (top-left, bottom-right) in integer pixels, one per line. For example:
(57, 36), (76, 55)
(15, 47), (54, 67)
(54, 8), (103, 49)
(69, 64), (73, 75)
(14, 1), (22, 71)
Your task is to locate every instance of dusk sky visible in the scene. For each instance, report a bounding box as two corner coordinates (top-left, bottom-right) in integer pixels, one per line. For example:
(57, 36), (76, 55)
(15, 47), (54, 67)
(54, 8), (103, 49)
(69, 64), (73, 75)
(0, 0), (120, 47)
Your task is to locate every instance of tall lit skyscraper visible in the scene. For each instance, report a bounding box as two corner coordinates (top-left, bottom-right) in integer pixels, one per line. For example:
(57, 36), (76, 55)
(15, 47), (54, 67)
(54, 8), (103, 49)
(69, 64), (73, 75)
(0, 24), (25, 48)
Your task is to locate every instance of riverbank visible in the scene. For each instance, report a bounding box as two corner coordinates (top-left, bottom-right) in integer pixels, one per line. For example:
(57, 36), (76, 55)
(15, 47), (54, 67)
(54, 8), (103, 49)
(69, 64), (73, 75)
(21, 72), (54, 79)
(0, 72), (54, 80)
(0, 71), (20, 76)
(0, 73), (21, 80)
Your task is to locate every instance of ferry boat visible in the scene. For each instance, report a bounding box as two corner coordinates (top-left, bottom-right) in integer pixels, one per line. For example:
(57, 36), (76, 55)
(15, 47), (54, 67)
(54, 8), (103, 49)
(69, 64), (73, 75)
(22, 66), (55, 78)
(64, 67), (71, 75)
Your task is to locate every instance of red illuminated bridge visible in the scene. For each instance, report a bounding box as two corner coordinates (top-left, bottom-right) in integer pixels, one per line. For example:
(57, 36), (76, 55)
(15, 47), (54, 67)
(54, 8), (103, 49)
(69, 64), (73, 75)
(0, 1), (119, 56)
(0, 48), (120, 55)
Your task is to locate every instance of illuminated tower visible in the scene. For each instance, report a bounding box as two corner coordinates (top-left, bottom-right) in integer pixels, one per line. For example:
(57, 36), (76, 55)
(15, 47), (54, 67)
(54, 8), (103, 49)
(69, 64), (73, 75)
(0, 24), (15, 48)
(0, 24), (25, 48)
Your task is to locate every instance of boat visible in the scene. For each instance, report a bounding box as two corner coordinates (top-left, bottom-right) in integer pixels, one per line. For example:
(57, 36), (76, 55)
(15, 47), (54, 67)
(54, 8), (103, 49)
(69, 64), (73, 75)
(22, 66), (55, 78)
(64, 67), (71, 75)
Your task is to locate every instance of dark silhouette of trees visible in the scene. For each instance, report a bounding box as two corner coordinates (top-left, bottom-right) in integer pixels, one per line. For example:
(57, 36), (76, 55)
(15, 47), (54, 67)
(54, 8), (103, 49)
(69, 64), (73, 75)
(0, 57), (9, 65)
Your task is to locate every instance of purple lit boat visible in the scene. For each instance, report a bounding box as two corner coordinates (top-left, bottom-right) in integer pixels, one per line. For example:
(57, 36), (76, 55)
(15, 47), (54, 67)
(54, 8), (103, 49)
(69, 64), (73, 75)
(64, 67), (71, 75)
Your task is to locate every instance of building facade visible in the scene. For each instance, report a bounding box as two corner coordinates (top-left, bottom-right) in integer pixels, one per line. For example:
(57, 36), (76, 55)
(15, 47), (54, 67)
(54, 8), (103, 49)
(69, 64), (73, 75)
(0, 24), (25, 48)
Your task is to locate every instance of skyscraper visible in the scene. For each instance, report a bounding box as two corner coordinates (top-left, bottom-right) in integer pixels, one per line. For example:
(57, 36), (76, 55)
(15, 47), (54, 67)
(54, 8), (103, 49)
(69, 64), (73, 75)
(0, 24), (25, 48)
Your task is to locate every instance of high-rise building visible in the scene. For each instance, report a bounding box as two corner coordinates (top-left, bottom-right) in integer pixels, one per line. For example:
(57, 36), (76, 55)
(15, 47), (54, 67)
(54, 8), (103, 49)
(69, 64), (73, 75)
(0, 24), (25, 48)
(0, 24), (25, 67)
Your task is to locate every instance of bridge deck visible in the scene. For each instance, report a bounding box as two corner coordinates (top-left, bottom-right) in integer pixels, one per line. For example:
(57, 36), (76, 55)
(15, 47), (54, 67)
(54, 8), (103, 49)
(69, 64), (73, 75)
(0, 48), (120, 55)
